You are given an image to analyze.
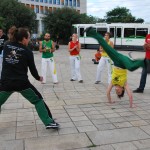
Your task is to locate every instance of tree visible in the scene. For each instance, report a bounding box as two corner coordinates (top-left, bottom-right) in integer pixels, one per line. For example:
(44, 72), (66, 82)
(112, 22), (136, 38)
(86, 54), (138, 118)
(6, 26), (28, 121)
(43, 7), (82, 43)
(0, 17), (5, 29)
(43, 7), (104, 43)
(105, 7), (144, 23)
(0, 0), (36, 32)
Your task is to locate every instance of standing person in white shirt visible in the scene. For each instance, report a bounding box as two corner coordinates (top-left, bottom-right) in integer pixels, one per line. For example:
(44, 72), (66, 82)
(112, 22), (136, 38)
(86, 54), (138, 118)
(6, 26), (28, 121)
(95, 32), (114, 84)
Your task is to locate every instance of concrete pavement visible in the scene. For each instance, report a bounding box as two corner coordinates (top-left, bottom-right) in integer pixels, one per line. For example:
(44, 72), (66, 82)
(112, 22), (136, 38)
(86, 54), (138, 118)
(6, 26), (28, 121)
(0, 45), (150, 150)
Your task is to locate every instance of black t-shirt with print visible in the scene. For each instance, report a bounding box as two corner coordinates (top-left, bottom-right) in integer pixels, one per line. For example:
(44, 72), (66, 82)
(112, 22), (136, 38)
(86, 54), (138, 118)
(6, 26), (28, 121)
(1, 41), (40, 91)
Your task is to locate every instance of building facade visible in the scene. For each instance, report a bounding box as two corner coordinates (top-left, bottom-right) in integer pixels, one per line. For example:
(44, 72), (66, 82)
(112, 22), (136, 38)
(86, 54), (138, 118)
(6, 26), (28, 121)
(18, 0), (87, 35)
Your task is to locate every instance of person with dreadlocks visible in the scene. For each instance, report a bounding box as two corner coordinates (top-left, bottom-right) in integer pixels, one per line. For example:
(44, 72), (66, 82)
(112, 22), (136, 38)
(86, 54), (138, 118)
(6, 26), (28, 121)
(86, 28), (149, 108)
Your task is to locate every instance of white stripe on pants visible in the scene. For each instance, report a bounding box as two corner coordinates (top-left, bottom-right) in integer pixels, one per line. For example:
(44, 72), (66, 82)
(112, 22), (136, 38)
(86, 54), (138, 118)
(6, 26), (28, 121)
(41, 57), (58, 83)
(96, 56), (112, 84)
(69, 55), (82, 81)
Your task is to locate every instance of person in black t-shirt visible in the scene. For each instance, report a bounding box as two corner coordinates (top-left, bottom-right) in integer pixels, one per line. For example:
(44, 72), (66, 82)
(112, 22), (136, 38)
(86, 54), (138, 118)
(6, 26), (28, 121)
(0, 26), (59, 129)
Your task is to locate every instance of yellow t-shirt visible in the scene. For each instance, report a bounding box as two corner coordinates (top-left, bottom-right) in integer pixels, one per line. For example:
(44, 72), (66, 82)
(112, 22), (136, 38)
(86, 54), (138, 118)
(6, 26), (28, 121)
(101, 41), (110, 57)
(112, 67), (127, 87)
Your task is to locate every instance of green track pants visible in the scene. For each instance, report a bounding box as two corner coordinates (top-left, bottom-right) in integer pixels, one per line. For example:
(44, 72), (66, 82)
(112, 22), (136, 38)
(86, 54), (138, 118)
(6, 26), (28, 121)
(88, 29), (145, 71)
(0, 86), (53, 126)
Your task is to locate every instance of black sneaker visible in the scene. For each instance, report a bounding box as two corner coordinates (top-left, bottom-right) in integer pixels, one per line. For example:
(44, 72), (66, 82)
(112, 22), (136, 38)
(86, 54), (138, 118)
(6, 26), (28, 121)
(79, 80), (83, 83)
(70, 79), (76, 81)
(95, 81), (101, 84)
(46, 121), (60, 129)
(133, 88), (144, 93)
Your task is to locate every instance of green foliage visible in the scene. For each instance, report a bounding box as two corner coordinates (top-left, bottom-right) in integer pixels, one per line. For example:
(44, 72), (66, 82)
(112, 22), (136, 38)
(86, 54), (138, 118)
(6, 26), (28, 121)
(43, 7), (104, 43)
(0, 16), (5, 29)
(0, 0), (36, 32)
(105, 7), (144, 23)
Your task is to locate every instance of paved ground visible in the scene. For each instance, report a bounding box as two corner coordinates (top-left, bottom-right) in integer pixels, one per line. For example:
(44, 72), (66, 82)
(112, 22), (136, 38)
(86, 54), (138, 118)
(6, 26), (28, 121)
(0, 45), (150, 150)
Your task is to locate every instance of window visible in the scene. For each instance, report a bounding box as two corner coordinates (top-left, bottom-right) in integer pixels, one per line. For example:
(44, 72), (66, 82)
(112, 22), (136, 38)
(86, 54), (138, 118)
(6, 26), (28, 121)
(65, 0), (68, 5)
(40, 0), (43, 2)
(26, 4), (30, 8)
(57, 0), (60, 5)
(35, 0), (39, 2)
(73, 0), (76, 7)
(117, 28), (121, 38)
(53, 0), (56, 4)
(44, 0), (48, 3)
(61, 0), (64, 5)
(110, 28), (114, 38)
(36, 5), (39, 13)
(45, 6), (48, 14)
(40, 6), (44, 13)
(49, 7), (52, 12)
(97, 28), (107, 36)
(49, 0), (52, 4)
(69, 0), (72, 6)
(31, 5), (34, 10)
(79, 28), (84, 37)
(77, 0), (80, 7)
(124, 28), (135, 38)
(136, 28), (148, 38)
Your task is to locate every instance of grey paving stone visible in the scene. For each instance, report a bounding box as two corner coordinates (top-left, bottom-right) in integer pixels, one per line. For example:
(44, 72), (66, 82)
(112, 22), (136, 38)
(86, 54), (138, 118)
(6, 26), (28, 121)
(17, 125), (36, 132)
(0, 140), (23, 150)
(0, 133), (15, 141)
(88, 114), (105, 120)
(16, 131), (37, 139)
(37, 129), (58, 137)
(130, 120), (148, 126)
(108, 117), (126, 123)
(59, 122), (75, 128)
(77, 126), (97, 132)
(96, 124), (116, 131)
(133, 139), (150, 149)
(74, 120), (93, 127)
(25, 133), (92, 150)
(104, 113), (120, 118)
(92, 118), (110, 125)
(112, 142), (137, 150)
(68, 111), (85, 117)
(71, 116), (89, 122)
(87, 127), (150, 145)
(17, 120), (35, 127)
(140, 125), (150, 135)
(113, 122), (133, 128)
(0, 127), (16, 134)
(75, 145), (114, 150)
(58, 127), (78, 135)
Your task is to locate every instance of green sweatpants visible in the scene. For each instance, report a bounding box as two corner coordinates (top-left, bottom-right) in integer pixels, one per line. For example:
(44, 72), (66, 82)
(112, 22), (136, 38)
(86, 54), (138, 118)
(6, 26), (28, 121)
(88, 29), (145, 71)
(0, 88), (53, 126)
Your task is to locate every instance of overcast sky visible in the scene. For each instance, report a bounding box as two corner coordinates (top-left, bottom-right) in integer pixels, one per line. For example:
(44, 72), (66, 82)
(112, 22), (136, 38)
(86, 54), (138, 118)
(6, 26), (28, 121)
(87, 0), (150, 23)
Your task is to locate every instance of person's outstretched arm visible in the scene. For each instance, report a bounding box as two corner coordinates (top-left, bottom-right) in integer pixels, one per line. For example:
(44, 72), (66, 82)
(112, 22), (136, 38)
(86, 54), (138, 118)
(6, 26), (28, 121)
(124, 83), (134, 108)
(107, 82), (114, 103)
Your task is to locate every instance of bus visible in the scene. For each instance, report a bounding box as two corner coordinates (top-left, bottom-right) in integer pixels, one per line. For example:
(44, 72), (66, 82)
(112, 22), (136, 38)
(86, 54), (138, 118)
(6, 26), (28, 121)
(72, 23), (150, 50)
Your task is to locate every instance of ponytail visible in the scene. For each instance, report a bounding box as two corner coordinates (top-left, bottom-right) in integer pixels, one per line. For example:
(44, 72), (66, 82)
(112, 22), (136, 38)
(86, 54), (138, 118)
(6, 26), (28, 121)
(8, 26), (29, 42)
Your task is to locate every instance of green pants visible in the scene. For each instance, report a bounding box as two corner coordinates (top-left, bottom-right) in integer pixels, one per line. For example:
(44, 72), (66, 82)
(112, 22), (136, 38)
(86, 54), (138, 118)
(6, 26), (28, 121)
(88, 29), (145, 71)
(0, 87), (53, 126)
